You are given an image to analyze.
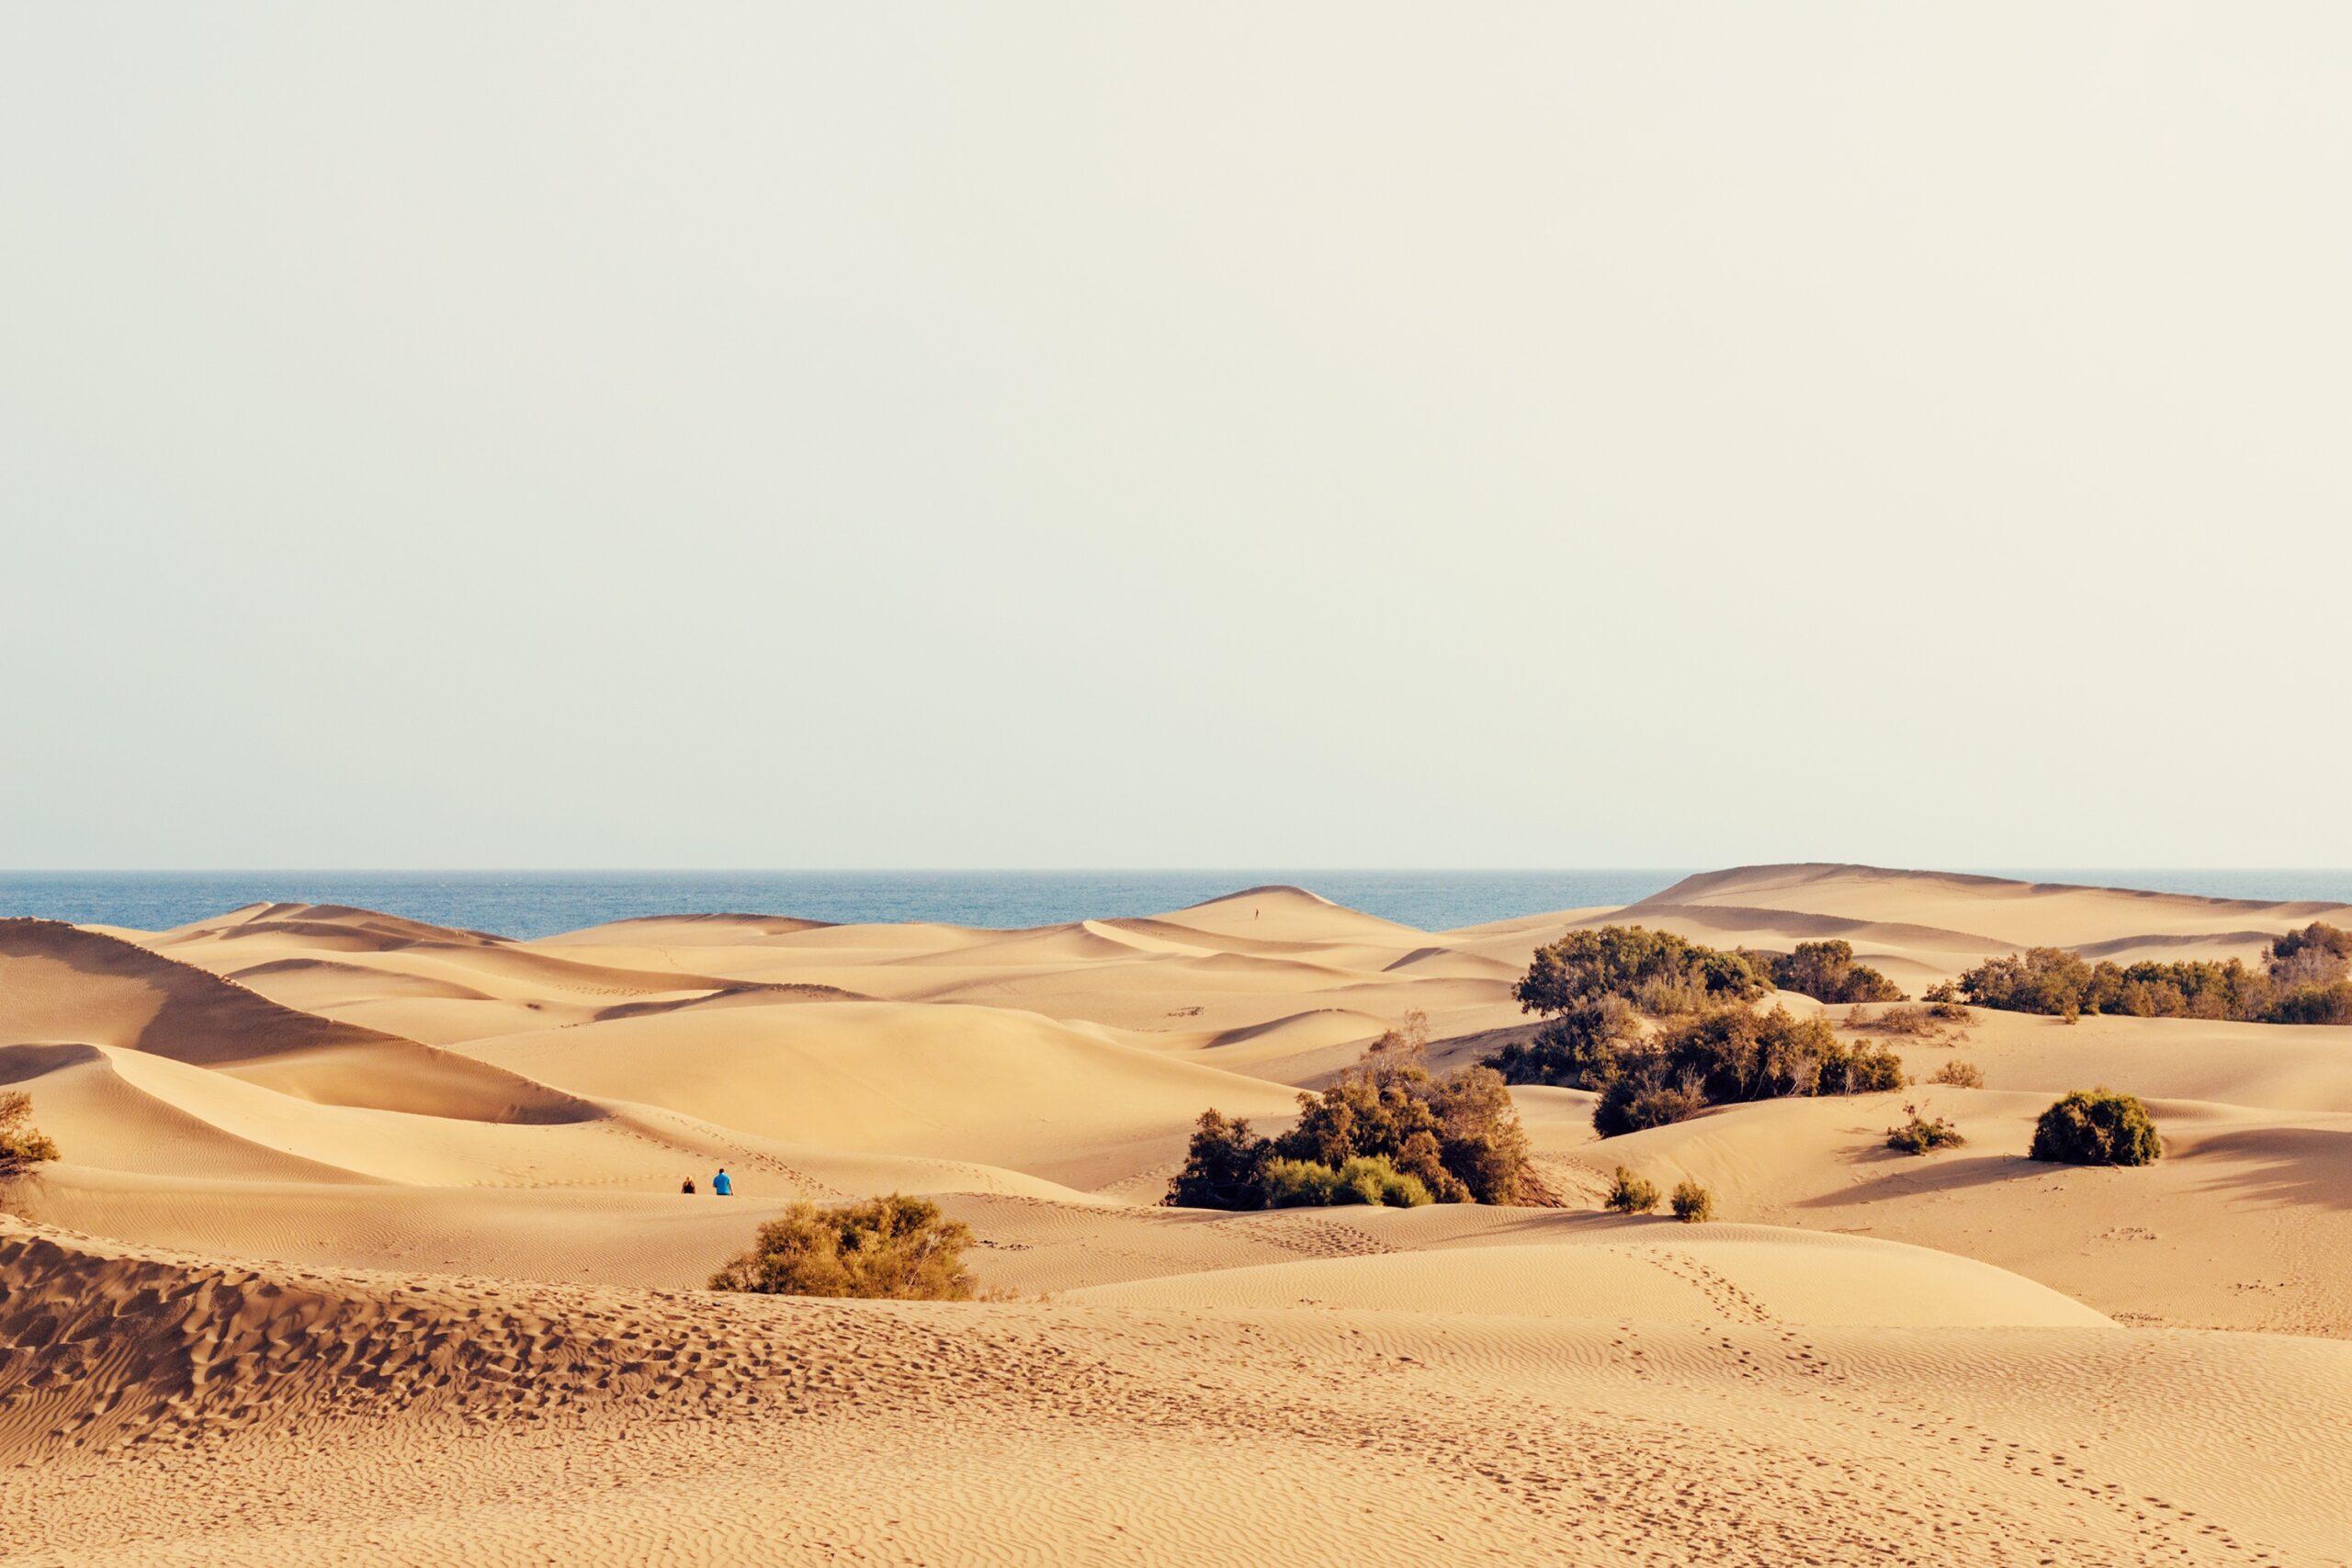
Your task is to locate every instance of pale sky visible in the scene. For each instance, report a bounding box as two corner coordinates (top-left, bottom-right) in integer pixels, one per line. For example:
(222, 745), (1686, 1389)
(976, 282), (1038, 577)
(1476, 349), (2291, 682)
(3, 6), (2346, 870)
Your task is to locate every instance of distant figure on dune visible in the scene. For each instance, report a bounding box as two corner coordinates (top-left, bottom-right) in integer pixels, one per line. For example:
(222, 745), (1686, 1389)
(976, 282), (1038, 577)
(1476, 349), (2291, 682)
(713, 1168), (733, 1197)
(681, 1178), (695, 1194)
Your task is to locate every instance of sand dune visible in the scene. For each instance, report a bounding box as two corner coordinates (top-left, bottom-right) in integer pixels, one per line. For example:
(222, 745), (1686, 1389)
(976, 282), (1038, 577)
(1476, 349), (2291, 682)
(1065, 1227), (2113, 1327)
(7, 1220), (2350, 1565)
(7, 866), (2352, 1564)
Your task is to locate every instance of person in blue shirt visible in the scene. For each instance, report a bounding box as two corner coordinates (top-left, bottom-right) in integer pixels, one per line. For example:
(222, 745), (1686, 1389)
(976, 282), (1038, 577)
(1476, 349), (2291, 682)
(712, 1168), (733, 1197)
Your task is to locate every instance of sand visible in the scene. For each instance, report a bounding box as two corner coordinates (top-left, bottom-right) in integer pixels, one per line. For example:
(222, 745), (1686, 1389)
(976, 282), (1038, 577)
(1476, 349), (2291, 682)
(5, 865), (2351, 1565)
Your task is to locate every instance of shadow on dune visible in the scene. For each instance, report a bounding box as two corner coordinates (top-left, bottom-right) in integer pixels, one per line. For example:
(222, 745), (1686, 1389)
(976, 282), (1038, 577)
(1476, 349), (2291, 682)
(2177, 1126), (2352, 1213)
(1793, 1153), (2054, 1210)
(0, 1042), (106, 1086)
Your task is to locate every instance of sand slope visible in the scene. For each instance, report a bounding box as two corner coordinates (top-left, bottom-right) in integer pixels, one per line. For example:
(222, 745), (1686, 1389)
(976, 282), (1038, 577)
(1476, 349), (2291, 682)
(5, 1221), (2348, 1566)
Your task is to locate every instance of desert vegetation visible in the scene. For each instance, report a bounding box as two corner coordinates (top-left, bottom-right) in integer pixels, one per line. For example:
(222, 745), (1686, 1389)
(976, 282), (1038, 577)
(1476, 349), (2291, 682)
(1760, 940), (1904, 1004)
(0, 1093), (57, 1179)
(1848, 1001), (1972, 1036)
(1494, 928), (1909, 1137)
(1167, 1020), (1532, 1209)
(1950, 923), (2352, 1024)
(1603, 1165), (1660, 1213)
(1261, 1155), (1430, 1208)
(2029, 1090), (2162, 1167)
(708, 1194), (976, 1300)
(1885, 1104), (1966, 1155)
(1928, 1059), (1985, 1089)
(1670, 1179), (1715, 1224)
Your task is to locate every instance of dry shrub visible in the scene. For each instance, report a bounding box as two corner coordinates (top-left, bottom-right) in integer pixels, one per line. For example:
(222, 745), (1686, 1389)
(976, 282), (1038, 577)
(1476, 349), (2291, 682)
(1170, 1031), (1535, 1208)
(1669, 1179), (1714, 1224)
(1884, 1103), (1966, 1155)
(1928, 1059), (1985, 1088)
(2030, 1090), (2161, 1167)
(709, 1194), (975, 1300)
(0, 1093), (58, 1178)
(1604, 1165), (1659, 1213)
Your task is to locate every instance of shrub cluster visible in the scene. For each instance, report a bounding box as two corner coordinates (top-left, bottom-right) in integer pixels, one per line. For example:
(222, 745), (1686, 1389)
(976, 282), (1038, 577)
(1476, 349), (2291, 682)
(1590, 1007), (1906, 1137)
(1952, 923), (2352, 1025)
(2030, 1090), (2162, 1167)
(0, 1093), (57, 1179)
(1166, 1042), (1532, 1210)
(1760, 940), (1904, 1005)
(1928, 1058), (1985, 1089)
(1511, 926), (1769, 1022)
(1262, 1155), (1430, 1208)
(1884, 1103), (1966, 1155)
(1493, 927), (1910, 1139)
(1669, 1180), (1714, 1224)
(709, 1194), (975, 1300)
(1603, 1165), (1659, 1213)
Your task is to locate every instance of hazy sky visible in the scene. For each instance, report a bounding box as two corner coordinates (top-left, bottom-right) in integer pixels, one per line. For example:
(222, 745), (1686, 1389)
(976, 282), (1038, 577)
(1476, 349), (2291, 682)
(4, 6), (2346, 870)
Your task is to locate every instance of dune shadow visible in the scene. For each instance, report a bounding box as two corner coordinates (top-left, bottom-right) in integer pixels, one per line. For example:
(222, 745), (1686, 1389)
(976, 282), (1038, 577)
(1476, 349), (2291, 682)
(0, 1041), (107, 1086)
(2178, 1126), (2352, 1213)
(1792, 1153), (2053, 1210)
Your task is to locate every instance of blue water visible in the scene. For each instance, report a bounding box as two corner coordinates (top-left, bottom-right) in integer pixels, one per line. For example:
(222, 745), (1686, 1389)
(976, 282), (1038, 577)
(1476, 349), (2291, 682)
(0, 870), (1690, 941)
(2, 869), (2345, 942)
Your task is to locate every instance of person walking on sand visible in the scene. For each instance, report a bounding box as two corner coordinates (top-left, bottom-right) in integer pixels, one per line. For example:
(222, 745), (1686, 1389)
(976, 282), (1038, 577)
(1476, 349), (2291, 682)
(712, 1168), (733, 1197)
(681, 1177), (695, 1194)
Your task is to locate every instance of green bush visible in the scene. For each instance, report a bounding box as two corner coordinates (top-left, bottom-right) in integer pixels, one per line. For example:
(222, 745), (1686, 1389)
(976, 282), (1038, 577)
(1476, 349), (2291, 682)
(0, 1093), (58, 1178)
(1669, 1180), (1714, 1224)
(1928, 1058), (1985, 1089)
(1819, 1036), (1906, 1094)
(1165, 1111), (1274, 1210)
(708, 1194), (975, 1299)
(2267, 981), (2352, 1025)
(1169, 1032), (1535, 1209)
(1487, 995), (1642, 1088)
(2029, 1090), (2162, 1167)
(1591, 1065), (1711, 1137)
(1264, 1155), (1430, 1208)
(1766, 941), (1904, 1004)
(1884, 1103), (1965, 1155)
(1953, 927), (2352, 1026)
(1603, 1165), (1659, 1213)
(1513, 927), (1768, 1021)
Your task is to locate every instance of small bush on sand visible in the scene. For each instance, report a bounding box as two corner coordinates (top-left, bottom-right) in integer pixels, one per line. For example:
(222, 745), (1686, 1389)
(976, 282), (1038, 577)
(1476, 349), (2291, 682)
(1766, 941), (1904, 1005)
(1928, 1059), (1985, 1088)
(1263, 1155), (1431, 1209)
(1669, 1179), (1714, 1224)
(2029, 1090), (2162, 1167)
(1592, 1064), (1712, 1137)
(1850, 1004), (1940, 1036)
(1487, 994), (1642, 1088)
(1820, 1036), (1907, 1093)
(1165, 1111), (1275, 1210)
(1884, 1104), (1966, 1155)
(0, 1093), (58, 1178)
(709, 1194), (975, 1300)
(1514, 926), (1769, 1021)
(1604, 1166), (1659, 1213)
(1170, 1030), (1535, 1209)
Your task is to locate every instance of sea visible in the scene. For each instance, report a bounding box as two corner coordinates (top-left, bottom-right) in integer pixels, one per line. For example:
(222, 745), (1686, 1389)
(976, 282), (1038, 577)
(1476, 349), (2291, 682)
(3, 869), (2349, 942)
